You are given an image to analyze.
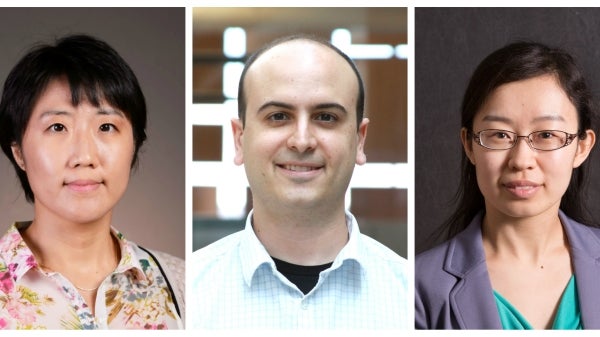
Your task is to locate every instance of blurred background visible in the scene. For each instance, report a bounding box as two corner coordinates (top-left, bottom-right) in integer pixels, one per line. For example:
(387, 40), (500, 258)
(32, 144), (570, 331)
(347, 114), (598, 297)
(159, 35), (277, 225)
(191, 7), (408, 257)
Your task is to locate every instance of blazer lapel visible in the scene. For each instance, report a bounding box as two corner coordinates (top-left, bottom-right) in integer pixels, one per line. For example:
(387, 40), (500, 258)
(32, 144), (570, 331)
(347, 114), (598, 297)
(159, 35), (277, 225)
(560, 211), (600, 329)
(445, 213), (502, 329)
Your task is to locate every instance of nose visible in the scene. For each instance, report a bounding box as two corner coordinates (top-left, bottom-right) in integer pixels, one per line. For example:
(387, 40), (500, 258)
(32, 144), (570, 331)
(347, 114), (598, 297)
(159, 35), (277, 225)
(68, 129), (99, 168)
(286, 116), (317, 153)
(507, 137), (536, 171)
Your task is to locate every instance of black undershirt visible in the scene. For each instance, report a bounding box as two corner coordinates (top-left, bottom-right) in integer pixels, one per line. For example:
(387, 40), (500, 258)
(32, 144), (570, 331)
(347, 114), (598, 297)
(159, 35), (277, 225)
(272, 257), (333, 295)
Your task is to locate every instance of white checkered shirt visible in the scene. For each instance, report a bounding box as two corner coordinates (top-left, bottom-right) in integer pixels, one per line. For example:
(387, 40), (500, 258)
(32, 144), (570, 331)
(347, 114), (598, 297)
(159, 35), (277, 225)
(190, 210), (409, 329)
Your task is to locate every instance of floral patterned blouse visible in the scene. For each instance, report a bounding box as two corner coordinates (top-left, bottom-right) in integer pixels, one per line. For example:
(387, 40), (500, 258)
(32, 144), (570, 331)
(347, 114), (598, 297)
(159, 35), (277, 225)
(0, 222), (184, 329)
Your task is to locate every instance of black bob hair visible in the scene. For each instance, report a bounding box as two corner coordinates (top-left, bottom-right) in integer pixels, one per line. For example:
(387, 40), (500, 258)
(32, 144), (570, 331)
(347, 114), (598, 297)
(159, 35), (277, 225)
(0, 34), (147, 202)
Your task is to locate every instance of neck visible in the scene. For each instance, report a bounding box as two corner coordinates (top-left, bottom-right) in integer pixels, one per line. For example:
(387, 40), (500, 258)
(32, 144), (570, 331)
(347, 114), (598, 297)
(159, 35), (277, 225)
(251, 201), (349, 266)
(482, 207), (566, 263)
(22, 207), (119, 273)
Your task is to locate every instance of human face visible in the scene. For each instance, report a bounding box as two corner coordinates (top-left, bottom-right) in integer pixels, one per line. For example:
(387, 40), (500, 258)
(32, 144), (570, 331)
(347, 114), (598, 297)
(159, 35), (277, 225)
(232, 40), (368, 213)
(461, 74), (594, 222)
(11, 78), (135, 225)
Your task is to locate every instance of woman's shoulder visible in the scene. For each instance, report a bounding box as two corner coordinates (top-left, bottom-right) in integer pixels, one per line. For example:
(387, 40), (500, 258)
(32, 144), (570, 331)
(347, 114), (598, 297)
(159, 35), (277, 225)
(561, 211), (600, 234)
(415, 240), (453, 281)
(129, 245), (185, 281)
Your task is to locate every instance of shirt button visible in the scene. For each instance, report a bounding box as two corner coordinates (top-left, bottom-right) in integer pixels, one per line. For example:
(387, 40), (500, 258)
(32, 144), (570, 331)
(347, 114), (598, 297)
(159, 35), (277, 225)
(301, 301), (308, 310)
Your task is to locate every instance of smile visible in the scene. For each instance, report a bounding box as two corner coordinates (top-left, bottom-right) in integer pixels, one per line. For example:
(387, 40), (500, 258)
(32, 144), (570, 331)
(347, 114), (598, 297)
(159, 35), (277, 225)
(281, 164), (321, 172)
(276, 163), (324, 181)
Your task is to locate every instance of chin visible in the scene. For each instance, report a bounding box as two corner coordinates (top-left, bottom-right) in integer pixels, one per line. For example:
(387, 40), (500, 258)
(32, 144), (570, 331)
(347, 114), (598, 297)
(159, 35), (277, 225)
(495, 203), (557, 220)
(60, 206), (113, 225)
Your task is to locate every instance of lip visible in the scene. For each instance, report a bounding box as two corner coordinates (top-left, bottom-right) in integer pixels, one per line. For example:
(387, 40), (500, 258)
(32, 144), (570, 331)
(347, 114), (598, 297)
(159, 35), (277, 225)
(276, 162), (324, 180)
(502, 180), (541, 198)
(64, 179), (102, 193)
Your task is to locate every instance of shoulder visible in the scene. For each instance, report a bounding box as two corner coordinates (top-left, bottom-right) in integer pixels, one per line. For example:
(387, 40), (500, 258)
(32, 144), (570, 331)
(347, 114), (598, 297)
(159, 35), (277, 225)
(192, 230), (244, 262)
(560, 213), (600, 256)
(416, 240), (451, 271)
(127, 242), (185, 283)
(563, 215), (600, 237)
(191, 230), (245, 277)
(358, 233), (406, 264)
(415, 240), (455, 296)
(357, 234), (408, 281)
(148, 250), (185, 275)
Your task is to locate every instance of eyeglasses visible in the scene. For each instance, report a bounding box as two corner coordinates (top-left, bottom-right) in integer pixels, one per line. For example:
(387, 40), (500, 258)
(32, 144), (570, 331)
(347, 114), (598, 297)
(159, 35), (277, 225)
(471, 129), (578, 151)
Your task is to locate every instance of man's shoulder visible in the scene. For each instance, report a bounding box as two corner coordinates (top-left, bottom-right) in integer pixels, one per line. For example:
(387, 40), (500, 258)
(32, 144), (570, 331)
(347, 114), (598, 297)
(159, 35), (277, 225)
(357, 233), (407, 281)
(358, 233), (406, 263)
(192, 230), (245, 263)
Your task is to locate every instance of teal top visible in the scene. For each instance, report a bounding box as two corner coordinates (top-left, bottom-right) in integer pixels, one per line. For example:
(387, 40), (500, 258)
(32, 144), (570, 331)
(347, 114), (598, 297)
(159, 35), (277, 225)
(493, 275), (582, 330)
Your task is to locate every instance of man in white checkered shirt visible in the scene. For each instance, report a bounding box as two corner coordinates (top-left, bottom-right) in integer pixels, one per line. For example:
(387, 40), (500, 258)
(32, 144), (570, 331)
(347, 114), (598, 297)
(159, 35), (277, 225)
(191, 34), (408, 329)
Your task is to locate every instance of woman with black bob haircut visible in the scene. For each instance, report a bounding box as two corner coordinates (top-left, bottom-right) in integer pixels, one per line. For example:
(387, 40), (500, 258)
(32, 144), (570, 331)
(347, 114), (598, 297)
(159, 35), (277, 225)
(0, 34), (183, 329)
(416, 41), (599, 329)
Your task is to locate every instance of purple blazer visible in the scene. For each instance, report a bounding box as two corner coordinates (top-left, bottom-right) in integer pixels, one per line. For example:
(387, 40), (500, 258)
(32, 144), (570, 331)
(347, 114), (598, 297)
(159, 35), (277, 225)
(415, 210), (600, 329)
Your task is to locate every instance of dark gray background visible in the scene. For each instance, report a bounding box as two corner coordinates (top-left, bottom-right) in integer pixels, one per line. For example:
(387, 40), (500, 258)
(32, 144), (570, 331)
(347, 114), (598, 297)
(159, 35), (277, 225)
(0, 8), (185, 258)
(416, 8), (600, 254)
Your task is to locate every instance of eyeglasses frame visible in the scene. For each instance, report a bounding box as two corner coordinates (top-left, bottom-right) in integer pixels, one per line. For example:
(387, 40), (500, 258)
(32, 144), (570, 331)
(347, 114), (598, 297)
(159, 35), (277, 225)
(470, 129), (579, 151)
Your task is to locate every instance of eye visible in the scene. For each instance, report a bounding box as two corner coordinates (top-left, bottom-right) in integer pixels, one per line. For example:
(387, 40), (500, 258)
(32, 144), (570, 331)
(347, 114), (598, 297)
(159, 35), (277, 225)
(537, 131), (555, 139)
(314, 113), (337, 122)
(48, 123), (66, 132)
(99, 123), (117, 132)
(491, 130), (511, 139)
(268, 112), (289, 121)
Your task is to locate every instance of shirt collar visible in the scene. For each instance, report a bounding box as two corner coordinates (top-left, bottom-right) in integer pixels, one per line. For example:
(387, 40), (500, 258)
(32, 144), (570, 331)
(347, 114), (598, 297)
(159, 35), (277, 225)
(111, 227), (149, 283)
(0, 222), (147, 283)
(239, 210), (364, 287)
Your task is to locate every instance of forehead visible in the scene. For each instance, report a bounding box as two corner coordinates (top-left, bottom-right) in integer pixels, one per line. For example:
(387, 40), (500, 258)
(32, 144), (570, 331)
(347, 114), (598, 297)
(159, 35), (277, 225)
(244, 40), (359, 107)
(475, 74), (578, 126)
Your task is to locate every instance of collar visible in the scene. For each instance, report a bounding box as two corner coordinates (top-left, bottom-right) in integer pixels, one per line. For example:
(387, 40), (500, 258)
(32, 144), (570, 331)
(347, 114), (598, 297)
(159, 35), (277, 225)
(0, 222), (147, 284)
(443, 211), (487, 277)
(240, 210), (364, 287)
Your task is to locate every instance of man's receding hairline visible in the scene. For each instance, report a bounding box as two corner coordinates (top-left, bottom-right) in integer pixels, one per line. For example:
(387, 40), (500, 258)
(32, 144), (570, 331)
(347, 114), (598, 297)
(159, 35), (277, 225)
(243, 38), (359, 95)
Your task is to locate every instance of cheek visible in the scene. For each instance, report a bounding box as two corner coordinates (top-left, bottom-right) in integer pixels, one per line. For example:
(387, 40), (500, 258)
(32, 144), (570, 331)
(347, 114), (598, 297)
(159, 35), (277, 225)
(99, 138), (135, 175)
(541, 151), (576, 187)
(473, 151), (503, 177)
(22, 139), (64, 180)
(245, 129), (282, 154)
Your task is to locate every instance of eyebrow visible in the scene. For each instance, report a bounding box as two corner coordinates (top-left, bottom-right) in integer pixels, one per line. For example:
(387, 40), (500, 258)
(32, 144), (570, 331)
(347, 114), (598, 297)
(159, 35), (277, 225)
(38, 108), (125, 119)
(97, 108), (126, 118)
(314, 103), (348, 114)
(481, 114), (566, 124)
(39, 110), (71, 119)
(257, 101), (348, 114)
(257, 101), (294, 113)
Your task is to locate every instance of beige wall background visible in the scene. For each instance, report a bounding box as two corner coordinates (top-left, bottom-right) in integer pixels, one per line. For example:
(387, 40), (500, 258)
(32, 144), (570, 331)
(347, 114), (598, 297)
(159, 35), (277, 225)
(0, 8), (185, 258)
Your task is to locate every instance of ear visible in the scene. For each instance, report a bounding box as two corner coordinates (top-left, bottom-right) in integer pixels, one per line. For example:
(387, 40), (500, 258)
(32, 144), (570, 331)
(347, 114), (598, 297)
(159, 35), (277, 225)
(460, 127), (476, 165)
(355, 118), (369, 165)
(231, 118), (244, 166)
(573, 129), (595, 168)
(11, 142), (26, 171)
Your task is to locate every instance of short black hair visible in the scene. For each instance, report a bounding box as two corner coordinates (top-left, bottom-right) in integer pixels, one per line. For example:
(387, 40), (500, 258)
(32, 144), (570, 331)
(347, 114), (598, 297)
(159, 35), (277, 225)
(0, 34), (147, 202)
(237, 34), (365, 129)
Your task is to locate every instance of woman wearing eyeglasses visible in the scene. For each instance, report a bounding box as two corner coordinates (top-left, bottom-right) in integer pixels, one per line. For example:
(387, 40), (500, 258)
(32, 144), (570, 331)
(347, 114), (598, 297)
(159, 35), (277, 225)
(415, 41), (598, 329)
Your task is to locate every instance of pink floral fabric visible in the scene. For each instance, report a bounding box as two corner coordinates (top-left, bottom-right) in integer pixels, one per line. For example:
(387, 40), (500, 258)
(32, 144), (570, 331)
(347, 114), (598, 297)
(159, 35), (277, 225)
(0, 222), (183, 329)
